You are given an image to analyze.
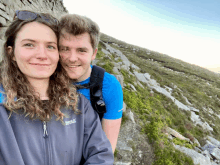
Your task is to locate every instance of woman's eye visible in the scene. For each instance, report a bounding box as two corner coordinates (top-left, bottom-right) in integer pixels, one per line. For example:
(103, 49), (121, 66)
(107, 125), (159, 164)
(48, 45), (56, 49)
(24, 43), (34, 47)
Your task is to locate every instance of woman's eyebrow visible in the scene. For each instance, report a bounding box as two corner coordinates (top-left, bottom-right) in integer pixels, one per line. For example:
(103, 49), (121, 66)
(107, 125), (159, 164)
(21, 39), (36, 42)
(21, 39), (57, 45)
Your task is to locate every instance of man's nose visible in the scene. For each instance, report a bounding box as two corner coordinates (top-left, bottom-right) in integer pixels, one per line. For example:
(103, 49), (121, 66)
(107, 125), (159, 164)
(68, 51), (78, 62)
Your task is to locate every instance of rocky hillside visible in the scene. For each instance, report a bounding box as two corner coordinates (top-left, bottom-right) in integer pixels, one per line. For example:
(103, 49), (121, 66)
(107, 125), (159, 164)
(96, 33), (220, 165)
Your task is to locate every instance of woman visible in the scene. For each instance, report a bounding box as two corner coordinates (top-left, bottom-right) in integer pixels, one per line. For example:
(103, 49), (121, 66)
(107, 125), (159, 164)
(0, 10), (113, 165)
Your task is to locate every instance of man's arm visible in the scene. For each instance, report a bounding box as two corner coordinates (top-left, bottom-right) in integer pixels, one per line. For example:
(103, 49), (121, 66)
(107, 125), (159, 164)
(102, 72), (123, 153)
(102, 118), (122, 152)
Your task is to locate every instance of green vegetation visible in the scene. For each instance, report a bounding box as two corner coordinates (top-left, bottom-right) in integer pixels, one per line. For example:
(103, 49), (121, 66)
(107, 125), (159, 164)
(98, 33), (220, 164)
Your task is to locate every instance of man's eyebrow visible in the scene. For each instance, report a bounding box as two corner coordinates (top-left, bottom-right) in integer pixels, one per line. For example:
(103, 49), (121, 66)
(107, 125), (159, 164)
(21, 39), (57, 45)
(78, 47), (88, 50)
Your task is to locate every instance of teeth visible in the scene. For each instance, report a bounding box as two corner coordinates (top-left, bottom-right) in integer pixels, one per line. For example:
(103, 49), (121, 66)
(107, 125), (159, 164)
(68, 66), (79, 68)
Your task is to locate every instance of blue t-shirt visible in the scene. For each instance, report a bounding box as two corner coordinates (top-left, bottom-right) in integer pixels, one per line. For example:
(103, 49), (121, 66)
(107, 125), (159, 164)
(76, 67), (123, 120)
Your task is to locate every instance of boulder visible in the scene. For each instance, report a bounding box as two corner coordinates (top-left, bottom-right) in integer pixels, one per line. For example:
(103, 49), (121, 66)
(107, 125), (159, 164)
(174, 145), (212, 165)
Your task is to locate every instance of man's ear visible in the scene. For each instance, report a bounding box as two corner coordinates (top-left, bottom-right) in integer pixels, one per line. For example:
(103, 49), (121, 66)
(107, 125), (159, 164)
(91, 48), (98, 61)
(7, 46), (16, 61)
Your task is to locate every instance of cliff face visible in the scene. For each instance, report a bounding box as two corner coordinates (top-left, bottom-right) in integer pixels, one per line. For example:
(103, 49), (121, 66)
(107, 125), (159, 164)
(0, 0), (67, 55)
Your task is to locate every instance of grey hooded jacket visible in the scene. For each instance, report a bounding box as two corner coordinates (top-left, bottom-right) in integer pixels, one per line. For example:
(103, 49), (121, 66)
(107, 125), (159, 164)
(0, 92), (114, 165)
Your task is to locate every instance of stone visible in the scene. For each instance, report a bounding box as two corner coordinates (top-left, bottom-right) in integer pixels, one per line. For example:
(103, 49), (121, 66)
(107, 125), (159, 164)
(112, 62), (121, 69)
(207, 136), (220, 147)
(113, 67), (120, 74)
(131, 64), (140, 71)
(166, 127), (189, 141)
(128, 83), (136, 91)
(114, 162), (131, 165)
(121, 64), (129, 71)
(128, 110), (135, 124)
(202, 150), (212, 159)
(174, 145), (212, 165)
(91, 59), (98, 65)
(194, 138), (201, 147)
(137, 81), (144, 88)
(114, 75), (124, 88)
(210, 148), (220, 160)
(122, 102), (126, 112)
(0, 27), (7, 38)
(201, 143), (216, 153)
(0, 16), (6, 26)
(0, 39), (4, 61)
(0, 9), (11, 21)
(0, 3), (6, 11)
(101, 48), (111, 55)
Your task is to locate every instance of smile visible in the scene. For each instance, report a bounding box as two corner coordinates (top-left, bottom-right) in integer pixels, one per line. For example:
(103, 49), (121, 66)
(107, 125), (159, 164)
(68, 65), (80, 68)
(30, 63), (50, 66)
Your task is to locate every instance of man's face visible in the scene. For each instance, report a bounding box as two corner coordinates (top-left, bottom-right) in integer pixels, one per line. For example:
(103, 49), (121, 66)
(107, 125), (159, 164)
(59, 32), (97, 82)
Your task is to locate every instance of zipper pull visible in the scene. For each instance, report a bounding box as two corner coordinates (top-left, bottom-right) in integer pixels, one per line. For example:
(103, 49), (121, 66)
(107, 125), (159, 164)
(43, 121), (48, 138)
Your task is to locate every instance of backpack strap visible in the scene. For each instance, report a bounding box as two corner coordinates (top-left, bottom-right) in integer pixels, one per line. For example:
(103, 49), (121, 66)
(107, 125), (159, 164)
(89, 65), (106, 121)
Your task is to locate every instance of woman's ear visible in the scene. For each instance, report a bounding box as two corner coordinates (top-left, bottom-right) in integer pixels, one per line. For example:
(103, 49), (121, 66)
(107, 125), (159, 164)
(7, 46), (16, 61)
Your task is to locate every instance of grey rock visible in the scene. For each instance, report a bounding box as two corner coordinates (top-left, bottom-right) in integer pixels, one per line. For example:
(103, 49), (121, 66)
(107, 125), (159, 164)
(131, 64), (140, 71)
(195, 147), (202, 153)
(123, 102), (126, 112)
(0, 16), (6, 26)
(114, 75), (124, 88)
(113, 67), (120, 74)
(91, 59), (98, 65)
(137, 81), (144, 88)
(202, 150), (212, 159)
(0, 3), (6, 11)
(211, 148), (220, 160)
(112, 62), (121, 68)
(128, 110), (135, 124)
(102, 48), (111, 55)
(128, 83), (136, 91)
(201, 143), (216, 153)
(174, 145), (212, 165)
(121, 65), (129, 71)
(207, 136), (220, 147)
(117, 141), (133, 152)
(194, 138), (201, 148)
(0, 9), (11, 21)
(114, 162), (131, 165)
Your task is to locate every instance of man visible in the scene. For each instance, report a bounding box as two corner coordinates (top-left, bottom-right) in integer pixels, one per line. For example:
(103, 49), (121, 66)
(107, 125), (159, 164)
(58, 14), (123, 152)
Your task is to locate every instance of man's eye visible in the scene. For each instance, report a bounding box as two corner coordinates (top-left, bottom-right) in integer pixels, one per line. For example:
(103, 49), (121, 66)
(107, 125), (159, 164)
(61, 47), (69, 51)
(79, 49), (86, 52)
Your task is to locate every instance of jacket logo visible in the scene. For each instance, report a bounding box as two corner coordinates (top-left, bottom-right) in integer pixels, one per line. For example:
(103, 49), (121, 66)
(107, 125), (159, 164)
(65, 119), (76, 125)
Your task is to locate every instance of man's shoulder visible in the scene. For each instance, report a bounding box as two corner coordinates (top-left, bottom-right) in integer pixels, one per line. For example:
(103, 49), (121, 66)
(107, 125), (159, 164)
(103, 72), (120, 84)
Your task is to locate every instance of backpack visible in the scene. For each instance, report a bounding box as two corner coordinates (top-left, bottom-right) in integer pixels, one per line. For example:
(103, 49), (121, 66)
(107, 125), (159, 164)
(77, 65), (107, 121)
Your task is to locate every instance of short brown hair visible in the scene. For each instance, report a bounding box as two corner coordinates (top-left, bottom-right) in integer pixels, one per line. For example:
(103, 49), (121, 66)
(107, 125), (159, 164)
(59, 14), (100, 51)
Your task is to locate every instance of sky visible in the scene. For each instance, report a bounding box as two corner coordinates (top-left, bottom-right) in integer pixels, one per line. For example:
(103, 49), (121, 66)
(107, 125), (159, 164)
(62, 0), (220, 68)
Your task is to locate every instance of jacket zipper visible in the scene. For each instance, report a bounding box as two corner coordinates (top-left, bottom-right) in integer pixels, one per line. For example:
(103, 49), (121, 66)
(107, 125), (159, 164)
(43, 121), (50, 165)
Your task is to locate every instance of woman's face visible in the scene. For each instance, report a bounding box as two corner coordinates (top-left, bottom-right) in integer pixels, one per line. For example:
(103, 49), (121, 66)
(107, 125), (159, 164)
(8, 22), (59, 81)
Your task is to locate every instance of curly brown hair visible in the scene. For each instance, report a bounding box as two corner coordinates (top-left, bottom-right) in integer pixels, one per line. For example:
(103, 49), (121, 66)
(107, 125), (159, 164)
(0, 11), (80, 122)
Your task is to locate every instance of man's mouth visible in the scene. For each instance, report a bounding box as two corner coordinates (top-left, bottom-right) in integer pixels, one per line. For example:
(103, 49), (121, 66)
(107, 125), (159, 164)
(67, 65), (80, 68)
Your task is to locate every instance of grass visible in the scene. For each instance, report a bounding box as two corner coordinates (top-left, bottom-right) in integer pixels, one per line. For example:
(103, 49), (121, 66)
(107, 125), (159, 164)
(97, 34), (220, 164)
